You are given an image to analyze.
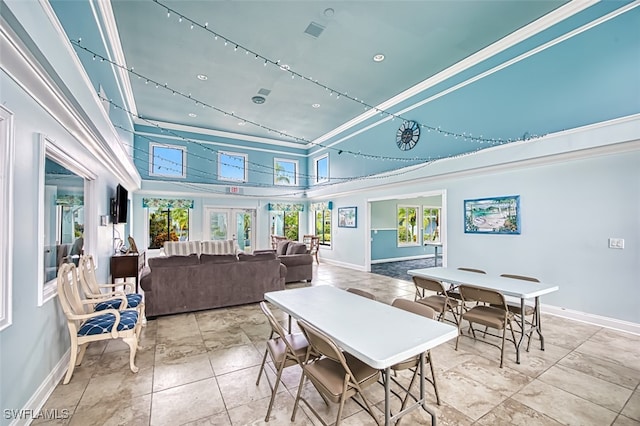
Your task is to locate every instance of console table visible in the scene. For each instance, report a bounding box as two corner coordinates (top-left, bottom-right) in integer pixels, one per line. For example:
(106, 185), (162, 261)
(110, 251), (145, 293)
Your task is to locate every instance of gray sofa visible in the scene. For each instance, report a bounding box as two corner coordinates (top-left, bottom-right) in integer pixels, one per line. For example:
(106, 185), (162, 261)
(140, 252), (286, 318)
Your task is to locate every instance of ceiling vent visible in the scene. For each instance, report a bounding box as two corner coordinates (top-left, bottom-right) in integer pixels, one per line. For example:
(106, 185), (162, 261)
(257, 88), (271, 96)
(304, 22), (325, 38)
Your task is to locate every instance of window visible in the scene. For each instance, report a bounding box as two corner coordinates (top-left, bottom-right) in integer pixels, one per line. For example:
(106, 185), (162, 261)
(397, 205), (419, 246)
(145, 199), (192, 249)
(219, 151), (247, 182)
(0, 105), (14, 330)
(270, 211), (300, 241)
(423, 207), (441, 243)
(274, 158), (298, 186)
(38, 134), (96, 306)
(150, 143), (186, 178)
(314, 154), (329, 184)
(314, 209), (331, 246)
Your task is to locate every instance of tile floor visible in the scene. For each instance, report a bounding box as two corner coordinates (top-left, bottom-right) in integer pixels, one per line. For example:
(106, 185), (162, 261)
(36, 263), (640, 425)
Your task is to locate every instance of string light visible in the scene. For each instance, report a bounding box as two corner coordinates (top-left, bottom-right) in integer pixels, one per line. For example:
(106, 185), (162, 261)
(151, 0), (545, 145)
(115, 124), (456, 198)
(72, 39), (541, 162)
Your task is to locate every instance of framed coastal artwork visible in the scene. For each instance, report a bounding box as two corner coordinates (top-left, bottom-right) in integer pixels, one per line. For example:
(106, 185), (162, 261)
(464, 195), (520, 234)
(337, 207), (357, 228)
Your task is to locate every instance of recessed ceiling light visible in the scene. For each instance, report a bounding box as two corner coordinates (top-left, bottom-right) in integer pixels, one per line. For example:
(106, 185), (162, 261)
(324, 8), (335, 17)
(252, 96), (266, 104)
(188, 113), (197, 117)
(373, 54), (385, 62)
(312, 103), (320, 108)
(196, 74), (208, 81)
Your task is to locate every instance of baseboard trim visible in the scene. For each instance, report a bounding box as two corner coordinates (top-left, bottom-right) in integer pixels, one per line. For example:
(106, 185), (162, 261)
(9, 349), (70, 426)
(320, 258), (367, 271)
(543, 305), (640, 336)
(371, 255), (433, 264)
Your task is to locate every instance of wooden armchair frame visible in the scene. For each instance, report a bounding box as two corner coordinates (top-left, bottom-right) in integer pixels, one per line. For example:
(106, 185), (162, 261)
(57, 263), (141, 384)
(78, 255), (145, 322)
(302, 235), (320, 264)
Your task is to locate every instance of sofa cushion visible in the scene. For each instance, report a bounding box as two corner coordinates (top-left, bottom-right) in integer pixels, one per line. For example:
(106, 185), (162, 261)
(239, 252), (276, 262)
(279, 253), (313, 267)
(163, 241), (201, 256)
(276, 240), (290, 255)
(200, 254), (238, 264)
(149, 253), (199, 268)
(286, 242), (308, 255)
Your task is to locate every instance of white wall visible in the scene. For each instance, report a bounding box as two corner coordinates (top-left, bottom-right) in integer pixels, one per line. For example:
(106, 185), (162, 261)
(314, 119), (640, 324)
(0, 1), (140, 420)
(0, 69), (126, 423)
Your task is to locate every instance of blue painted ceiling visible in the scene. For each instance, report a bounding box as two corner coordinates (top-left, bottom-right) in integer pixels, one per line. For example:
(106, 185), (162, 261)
(50, 0), (639, 164)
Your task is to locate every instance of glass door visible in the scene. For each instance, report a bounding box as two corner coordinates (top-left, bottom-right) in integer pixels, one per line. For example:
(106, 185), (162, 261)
(235, 210), (254, 253)
(204, 208), (255, 253)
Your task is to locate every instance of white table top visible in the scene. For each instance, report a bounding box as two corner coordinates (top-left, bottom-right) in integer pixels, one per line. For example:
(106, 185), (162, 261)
(407, 267), (559, 299)
(265, 285), (458, 369)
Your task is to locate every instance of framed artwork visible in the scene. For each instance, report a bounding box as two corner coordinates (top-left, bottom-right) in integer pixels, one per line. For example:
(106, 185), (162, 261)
(337, 207), (357, 228)
(464, 195), (520, 234)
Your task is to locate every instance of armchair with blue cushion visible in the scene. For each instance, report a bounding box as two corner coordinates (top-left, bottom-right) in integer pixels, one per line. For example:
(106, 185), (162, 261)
(57, 263), (142, 384)
(78, 255), (145, 323)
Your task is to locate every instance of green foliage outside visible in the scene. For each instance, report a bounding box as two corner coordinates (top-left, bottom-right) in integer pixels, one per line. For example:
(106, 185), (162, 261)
(397, 206), (417, 243)
(283, 212), (299, 241)
(315, 210), (331, 244)
(149, 208), (189, 249)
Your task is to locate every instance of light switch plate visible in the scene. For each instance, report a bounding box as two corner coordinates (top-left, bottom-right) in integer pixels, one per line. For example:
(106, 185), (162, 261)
(608, 238), (625, 249)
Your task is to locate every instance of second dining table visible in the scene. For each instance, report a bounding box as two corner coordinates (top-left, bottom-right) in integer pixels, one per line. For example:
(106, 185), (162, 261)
(265, 285), (458, 426)
(407, 267), (559, 364)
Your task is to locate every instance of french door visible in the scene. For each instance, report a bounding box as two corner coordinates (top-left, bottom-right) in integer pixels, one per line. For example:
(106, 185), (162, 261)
(204, 208), (256, 253)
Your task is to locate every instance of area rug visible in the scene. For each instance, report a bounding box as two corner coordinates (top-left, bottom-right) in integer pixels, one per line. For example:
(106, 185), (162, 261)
(371, 257), (440, 282)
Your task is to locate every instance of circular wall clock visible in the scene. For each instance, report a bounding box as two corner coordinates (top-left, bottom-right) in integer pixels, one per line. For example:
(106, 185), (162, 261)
(396, 120), (420, 151)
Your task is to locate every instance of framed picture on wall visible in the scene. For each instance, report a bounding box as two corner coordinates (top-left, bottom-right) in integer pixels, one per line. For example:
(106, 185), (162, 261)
(464, 195), (520, 234)
(337, 207), (357, 228)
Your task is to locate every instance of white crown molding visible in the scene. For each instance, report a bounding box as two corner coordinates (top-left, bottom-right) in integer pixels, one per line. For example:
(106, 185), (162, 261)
(135, 118), (307, 151)
(93, 0), (137, 121)
(306, 114), (640, 199)
(2, 1), (141, 189)
(136, 130), (308, 158)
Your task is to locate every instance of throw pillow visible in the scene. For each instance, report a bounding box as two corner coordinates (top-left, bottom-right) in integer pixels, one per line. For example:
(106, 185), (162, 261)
(276, 240), (290, 255)
(286, 242), (308, 255)
(239, 252), (276, 262)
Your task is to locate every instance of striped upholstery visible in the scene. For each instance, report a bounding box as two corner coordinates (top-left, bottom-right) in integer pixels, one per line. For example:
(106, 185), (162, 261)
(201, 240), (241, 255)
(163, 241), (201, 256)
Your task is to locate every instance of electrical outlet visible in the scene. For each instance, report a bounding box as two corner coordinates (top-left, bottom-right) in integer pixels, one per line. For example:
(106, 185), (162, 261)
(608, 238), (625, 249)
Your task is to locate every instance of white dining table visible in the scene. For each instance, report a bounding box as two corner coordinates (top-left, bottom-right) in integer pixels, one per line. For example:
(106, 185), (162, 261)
(265, 285), (458, 426)
(407, 267), (559, 363)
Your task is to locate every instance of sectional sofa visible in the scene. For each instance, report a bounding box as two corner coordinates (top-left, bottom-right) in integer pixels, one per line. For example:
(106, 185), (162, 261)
(140, 242), (286, 317)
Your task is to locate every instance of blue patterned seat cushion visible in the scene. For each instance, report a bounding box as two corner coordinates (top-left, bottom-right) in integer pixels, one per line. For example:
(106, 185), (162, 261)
(94, 294), (142, 311)
(78, 310), (139, 336)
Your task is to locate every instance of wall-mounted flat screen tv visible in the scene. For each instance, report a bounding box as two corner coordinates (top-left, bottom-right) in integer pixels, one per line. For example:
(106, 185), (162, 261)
(111, 184), (128, 224)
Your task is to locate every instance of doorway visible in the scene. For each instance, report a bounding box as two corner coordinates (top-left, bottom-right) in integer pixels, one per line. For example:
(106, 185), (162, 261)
(204, 208), (256, 253)
(366, 189), (446, 272)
